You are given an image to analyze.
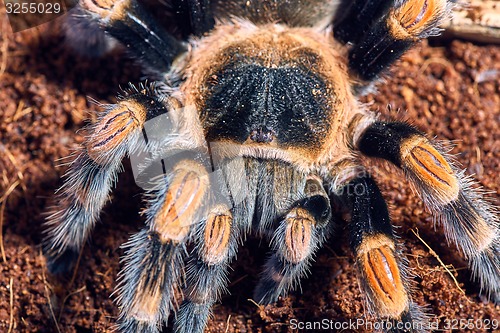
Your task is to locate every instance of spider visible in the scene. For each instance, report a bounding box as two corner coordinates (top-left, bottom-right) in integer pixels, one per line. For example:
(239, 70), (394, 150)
(43, 0), (499, 332)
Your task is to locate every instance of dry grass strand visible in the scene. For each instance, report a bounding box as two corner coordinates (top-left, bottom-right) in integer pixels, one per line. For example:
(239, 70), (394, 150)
(411, 228), (467, 297)
(0, 180), (20, 263)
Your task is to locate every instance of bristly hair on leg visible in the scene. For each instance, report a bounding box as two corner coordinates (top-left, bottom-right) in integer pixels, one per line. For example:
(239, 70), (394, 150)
(43, 85), (168, 274)
(119, 154), (213, 330)
(63, 5), (119, 57)
(114, 229), (187, 333)
(356, 241), (432, 333)
(43, 151), (123, 273)
(254, 191), (331, 304)
(402, 140), (500, 303)
(346, 0), (454, 82)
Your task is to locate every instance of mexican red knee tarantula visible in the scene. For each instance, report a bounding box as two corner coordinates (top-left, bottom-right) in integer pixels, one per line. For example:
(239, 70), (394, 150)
(44, 0), (499, 332)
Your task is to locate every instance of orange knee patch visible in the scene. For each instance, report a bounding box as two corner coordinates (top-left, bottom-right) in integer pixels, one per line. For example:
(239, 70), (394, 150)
(401, 136), (459, 203)
(154, 161), (209, 243)
(389, 0), (447, 38)
(81, 0), (130, 20)
(87, 100), (147, 163)
(358, 235), (408, 318)
(202, 211), (232, 265)
(284, 208), (314, 264)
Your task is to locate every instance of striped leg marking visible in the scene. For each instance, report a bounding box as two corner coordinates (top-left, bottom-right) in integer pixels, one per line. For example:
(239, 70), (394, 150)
(117, 159), (210, 332)
(254, 177), (331, 304)
(335, 173), (428, 331)
(356, 120), (500, 303)
(44, 90), (164, 274)
(174, 205), (236, 333)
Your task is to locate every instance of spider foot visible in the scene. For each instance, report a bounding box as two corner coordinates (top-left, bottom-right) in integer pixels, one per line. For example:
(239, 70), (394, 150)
(44, 247), (79, 275)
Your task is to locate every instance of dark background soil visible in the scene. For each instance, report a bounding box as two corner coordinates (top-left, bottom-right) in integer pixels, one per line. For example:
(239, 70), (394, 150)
(0, 6), (499, 333)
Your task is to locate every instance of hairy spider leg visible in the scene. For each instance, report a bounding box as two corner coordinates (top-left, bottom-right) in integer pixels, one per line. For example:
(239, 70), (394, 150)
(165, 149), (242, 333)
(335, 170), (428, 332)
(171, 157), (325, 332)
(254, 176), (331, 304)
(80, 0), (186, 73)
(354, 119), (500, 304)
(173, 203), (236, 333)
(334, 0), (451, 82)
(44, 87), (169, 273)
(116, 157), (212, 333)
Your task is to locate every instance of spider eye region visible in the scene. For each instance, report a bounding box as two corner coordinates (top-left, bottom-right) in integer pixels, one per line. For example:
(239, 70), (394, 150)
(200, 62), (333, 150)
(249, 127), (275, 143)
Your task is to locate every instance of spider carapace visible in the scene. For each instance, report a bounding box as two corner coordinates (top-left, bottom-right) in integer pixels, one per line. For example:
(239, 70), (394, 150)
(44, 1), (499, 332)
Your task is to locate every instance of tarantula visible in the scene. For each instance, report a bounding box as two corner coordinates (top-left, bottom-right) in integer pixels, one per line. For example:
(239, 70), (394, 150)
(44, 0), (499, 332)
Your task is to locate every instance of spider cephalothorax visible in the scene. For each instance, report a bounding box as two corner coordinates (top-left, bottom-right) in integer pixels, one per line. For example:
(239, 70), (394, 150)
(185, 23), (355, 168)
(44, 1), (499, 332)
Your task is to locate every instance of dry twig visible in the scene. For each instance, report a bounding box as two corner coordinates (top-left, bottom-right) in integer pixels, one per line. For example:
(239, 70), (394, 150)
(0, 16), (8, 79)
(57, 244), (85, 320)
(42, 259), (62, 333)
(225, 314), (232, 333)
(443, 0), (500, 44)
(0, 180), (20, 263)
(8, 277), (14, 333)
(247, 298), (264, 310)
(411, 228), (466, 296)
(2, 147), (26, 192)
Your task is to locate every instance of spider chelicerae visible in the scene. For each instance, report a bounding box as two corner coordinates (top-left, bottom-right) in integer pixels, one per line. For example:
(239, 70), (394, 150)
(44, 1), (499, 332)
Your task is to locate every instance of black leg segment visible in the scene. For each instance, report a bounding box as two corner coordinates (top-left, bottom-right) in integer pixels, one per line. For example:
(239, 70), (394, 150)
(333, 0), (394, 45)
(342, 176), (394, 249)
(186, 0), (215, 36)
(340, 0), (451, 82)
(355, 119), (500, 304)
(357, 121), (422, 167)
(81, 0), (186, 73)
(171, 0), (215, 37)
(339, 175), (426, 332)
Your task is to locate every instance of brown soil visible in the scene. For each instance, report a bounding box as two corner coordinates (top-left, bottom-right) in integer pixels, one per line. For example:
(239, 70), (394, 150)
(0, 9), (499, 333)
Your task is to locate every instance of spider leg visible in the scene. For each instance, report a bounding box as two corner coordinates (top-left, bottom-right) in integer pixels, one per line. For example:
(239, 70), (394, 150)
(116, 157), (211, 333)
(184, 0), (215, 36)
(353, 118), (500, 303)
(172, 153), (248, 333)
(80, 0), (186, 73)
(63, 4), (118, 57)
(173, 204), (237, 333)
(254, 176), (331, 304)
(115, 229), (184, 333)
(335, 0), (451, 82)
(333, 167), (428, 332)
(333, 0), (394, 45)
(43, 87), (168, 274)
